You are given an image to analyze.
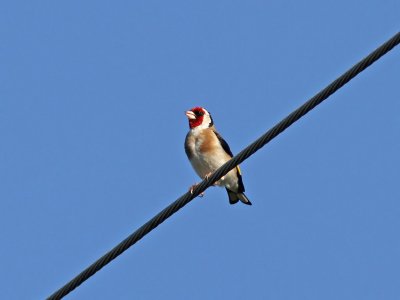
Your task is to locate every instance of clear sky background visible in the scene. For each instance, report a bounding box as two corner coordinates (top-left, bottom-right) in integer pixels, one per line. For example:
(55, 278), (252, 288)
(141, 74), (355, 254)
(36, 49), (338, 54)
(1, 1), (399, 299)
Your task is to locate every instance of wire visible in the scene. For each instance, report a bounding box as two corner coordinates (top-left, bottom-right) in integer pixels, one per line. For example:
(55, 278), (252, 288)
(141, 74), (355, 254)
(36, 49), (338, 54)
(47, 32), (400, 300)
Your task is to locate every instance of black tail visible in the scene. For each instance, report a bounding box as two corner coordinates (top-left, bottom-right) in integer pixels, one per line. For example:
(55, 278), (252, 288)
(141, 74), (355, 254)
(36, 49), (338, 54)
(226, 189), (252, 205)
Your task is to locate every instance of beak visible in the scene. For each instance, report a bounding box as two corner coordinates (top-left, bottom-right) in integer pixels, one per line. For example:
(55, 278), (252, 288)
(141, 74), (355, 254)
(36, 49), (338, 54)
(185, 110), (196, 120)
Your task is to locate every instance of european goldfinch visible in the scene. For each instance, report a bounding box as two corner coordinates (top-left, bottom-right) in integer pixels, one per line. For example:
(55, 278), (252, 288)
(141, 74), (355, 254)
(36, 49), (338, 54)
(184, 106), (252, 205)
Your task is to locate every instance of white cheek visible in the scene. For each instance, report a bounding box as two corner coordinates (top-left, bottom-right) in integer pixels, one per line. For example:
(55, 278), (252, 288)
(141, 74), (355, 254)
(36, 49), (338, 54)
(193, 115), (212, 130)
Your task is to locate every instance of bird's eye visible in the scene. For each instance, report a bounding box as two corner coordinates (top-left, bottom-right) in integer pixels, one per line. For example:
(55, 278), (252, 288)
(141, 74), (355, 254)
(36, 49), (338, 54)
(194, 110), (204, 117)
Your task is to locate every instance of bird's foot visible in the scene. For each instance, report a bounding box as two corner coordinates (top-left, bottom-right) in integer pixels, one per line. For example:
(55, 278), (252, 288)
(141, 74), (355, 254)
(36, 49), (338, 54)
(189, 184), (205, 197)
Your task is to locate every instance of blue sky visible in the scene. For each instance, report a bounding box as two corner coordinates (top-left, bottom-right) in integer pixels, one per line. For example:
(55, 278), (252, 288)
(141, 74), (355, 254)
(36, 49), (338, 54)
(1, 1), (399, 299)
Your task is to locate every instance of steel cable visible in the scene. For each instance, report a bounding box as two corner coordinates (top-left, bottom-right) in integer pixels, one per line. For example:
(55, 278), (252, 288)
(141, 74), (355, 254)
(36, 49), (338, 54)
(48, 31), (400, 300)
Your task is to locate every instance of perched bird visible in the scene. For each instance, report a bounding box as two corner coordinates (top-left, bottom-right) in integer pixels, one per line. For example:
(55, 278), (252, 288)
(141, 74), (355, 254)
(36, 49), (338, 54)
(184, 106), (252, 205)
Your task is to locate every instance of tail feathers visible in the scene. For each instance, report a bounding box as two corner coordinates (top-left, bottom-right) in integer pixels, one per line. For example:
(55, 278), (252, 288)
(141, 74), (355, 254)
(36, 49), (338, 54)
(226, 189), (252, 205)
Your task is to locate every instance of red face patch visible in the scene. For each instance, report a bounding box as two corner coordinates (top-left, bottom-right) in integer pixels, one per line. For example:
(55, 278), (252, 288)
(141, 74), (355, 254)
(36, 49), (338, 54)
(188, 107), (205, 129)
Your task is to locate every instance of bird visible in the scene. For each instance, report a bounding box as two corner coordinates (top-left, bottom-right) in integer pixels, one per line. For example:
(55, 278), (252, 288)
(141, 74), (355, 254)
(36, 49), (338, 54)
(184, 106), (252, 205)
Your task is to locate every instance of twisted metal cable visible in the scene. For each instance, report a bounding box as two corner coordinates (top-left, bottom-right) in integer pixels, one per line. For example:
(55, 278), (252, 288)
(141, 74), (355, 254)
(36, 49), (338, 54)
(48, 31), (400, 300)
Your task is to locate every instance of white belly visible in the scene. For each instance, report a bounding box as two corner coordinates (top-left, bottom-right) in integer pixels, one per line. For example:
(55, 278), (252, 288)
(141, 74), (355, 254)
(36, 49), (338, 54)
(186, 128), (239, 192)
(189, 144), (238, 191)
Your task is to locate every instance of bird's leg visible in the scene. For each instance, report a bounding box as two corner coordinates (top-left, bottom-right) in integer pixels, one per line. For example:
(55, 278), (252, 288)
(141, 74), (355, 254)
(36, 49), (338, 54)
(189, 183), (205, 197)
(204, 172), (224, 186)
(188, 172), (226, 197)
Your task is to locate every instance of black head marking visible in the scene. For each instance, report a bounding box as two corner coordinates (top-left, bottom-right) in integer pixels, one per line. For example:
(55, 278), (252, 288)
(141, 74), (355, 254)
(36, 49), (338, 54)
(208, 113), (214, 127)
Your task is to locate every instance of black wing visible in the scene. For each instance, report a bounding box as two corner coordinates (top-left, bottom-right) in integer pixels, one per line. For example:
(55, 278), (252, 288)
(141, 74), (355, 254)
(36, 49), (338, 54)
(184, 133), (193, 160)
(213, 130), (245, 193)
(212, 130), (234, 158)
